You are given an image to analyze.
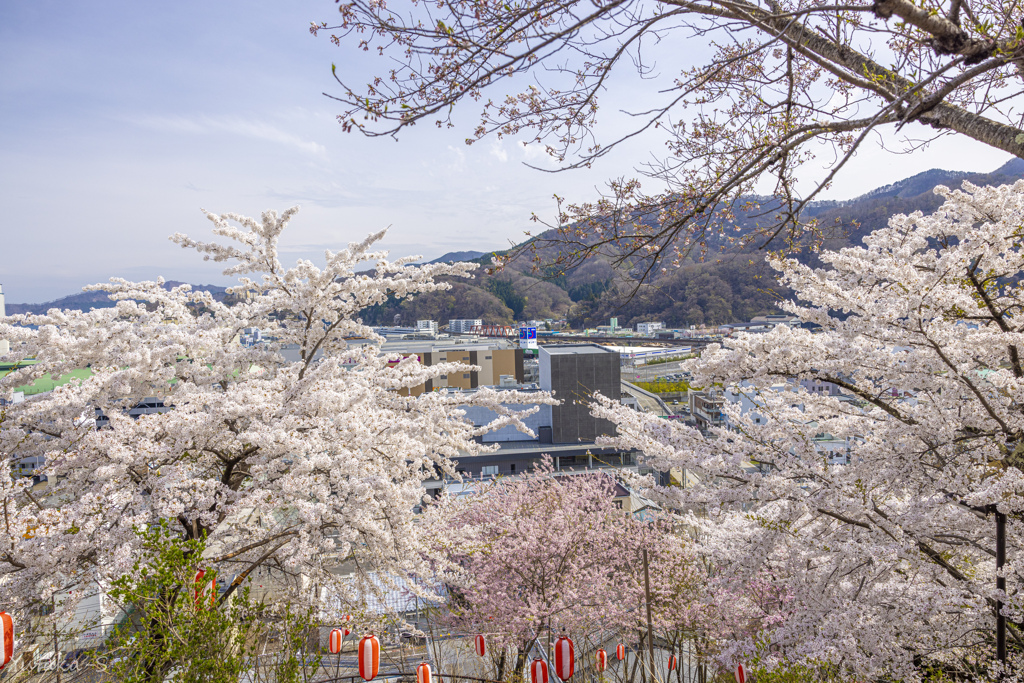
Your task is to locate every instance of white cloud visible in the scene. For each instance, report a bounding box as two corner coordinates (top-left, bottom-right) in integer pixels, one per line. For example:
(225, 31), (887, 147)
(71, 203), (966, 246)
(489, 139), (508, 163)
(520, 141), (559, 168)
(129, 114), (327, 156)
(445, 144), (467, 172)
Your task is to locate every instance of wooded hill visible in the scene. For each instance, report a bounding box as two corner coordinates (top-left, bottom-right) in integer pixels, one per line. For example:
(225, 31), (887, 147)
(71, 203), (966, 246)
(11, 159), (1024, 329)
(360, 158), (1024, 329)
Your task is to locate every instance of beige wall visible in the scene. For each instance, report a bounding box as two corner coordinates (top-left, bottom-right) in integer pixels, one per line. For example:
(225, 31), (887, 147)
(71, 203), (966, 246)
(491, 349), (517, 384)
(398, 346), (519, 395)
(440, 350), (473, 390)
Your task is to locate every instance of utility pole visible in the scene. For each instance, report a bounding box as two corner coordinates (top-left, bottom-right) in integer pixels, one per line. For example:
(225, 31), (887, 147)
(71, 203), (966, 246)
(955, 497), (1008, 670)
(996, 509), (1006, 665)
(53, 596), (61, 683)
(642, 549), (656, 683)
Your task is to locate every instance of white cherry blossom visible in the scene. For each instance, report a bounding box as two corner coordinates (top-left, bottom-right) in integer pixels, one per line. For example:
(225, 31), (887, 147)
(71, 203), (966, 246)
(596, 182), (1024, 680)
(0, 207), (546, 627)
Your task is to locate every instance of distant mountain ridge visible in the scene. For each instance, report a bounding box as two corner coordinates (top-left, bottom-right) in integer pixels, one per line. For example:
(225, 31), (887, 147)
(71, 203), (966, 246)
(426, 250), (487, 264)
(6, 281), (230, 316)
(802, 157), (1024, 212)
(10, 159), (1024, 324)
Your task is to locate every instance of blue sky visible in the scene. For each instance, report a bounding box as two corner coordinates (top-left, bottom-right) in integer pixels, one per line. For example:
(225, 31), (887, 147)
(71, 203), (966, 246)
(0, 1), (1013, 303)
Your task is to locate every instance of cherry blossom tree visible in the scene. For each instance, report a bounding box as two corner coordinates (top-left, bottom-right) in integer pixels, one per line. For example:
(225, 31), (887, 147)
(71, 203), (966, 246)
(315, 0), (1024, 269)
(424, 461), (636, 678)
(420, 458), (761, 682)
(0, 208), (545, 646)
(593, 181), (1024, 680)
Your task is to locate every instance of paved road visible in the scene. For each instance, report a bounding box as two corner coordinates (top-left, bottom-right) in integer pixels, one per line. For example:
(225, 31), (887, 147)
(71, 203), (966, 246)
(621, 382), (671, 417)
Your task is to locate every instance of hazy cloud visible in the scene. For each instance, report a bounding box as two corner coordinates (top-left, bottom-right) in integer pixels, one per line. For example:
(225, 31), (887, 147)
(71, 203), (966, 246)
(130, 114), (327, 156)
(489, 139), (509, 163)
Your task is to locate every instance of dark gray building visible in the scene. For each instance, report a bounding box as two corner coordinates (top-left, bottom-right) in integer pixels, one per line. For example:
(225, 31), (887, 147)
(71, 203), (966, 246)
(420, 344), (646, 499)
(540, 344), (620, 443)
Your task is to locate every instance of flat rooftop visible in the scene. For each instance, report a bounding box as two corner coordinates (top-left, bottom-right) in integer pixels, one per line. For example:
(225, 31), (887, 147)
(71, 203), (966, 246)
(542, 344), (616, 355)
(599, 345), (683, 355)
(461, 442), (630, 457)
(379, 338), (518, 354)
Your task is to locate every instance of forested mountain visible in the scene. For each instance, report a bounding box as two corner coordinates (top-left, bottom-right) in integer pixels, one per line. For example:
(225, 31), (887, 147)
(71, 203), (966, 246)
(362, 159), (1024, 329)
(804, 158), (1024, 248)
(12, 160), (1024, 327)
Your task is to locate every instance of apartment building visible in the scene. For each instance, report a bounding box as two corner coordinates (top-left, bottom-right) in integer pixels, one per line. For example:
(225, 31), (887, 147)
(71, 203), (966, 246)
(688, 387), (726, 431)
(416, 320), (439, 335)
(448, 318), (483, 334)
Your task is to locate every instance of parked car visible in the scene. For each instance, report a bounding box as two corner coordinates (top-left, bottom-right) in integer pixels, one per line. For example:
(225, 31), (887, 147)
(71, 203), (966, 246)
(62, 649), (88, 672)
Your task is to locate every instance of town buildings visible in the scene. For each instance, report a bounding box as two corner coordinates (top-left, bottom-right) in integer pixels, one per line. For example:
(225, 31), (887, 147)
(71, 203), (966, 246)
(420, 344), (652, 497)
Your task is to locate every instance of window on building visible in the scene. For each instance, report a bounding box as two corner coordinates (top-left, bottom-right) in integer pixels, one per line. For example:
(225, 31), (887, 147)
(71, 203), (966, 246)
(509, 463), (516, 473)
(481, 465), (499, 476)
(463, 373), (470, 379)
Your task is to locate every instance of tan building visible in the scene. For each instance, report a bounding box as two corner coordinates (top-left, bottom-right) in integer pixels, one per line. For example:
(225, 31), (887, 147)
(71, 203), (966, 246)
(382, 341), (525, 396)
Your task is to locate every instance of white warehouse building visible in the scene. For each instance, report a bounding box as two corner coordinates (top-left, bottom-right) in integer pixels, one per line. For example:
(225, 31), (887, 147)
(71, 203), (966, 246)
(635, 322), (664, 336)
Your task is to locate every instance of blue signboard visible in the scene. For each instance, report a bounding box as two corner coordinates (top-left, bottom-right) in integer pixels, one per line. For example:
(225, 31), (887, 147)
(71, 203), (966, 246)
(519, 327), (538, 349)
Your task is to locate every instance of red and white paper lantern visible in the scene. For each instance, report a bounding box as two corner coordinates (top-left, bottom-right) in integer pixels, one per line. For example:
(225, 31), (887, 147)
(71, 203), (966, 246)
(668, 655), (677, 672)
(329, 629), (344, 654)
(734, 663), (746, 683)
(615, 644), (625, 661)
(358, 634), (380, 681)
(193, 569), (216, 608)
(342, 614), (353, 636)
(554, 636), (574, 680)
(530, 658), (548, 683)
(475, 634), (486, 657)
(417, 662), (432, 683)
(0, 612), (12, 670)
(595, 648), (606, 672)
